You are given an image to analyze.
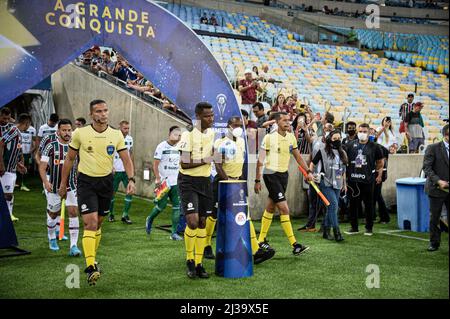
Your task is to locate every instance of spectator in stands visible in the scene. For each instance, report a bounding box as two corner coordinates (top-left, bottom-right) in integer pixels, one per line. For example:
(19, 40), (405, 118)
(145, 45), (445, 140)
(292, 112), (315, 154)
(252, 102), (268, 129)
(238, 69), (263, 122)
(81, 49), (93, 66)
(90, 46), (102, 70)
(262, 111), (277, 133)
(252, 66), (259, 78)
(405, 102), (425, 153)
(75, 117), (86, 129)
(271, 94), (288, 113)
(200, 13), (208, 24)
(316, 111), (335, 138)
(343, 121), (358, 145)
(399, 93), (415, 133)
(376, 116), (398, 152)
(94, 50), (115, 75)
(347, 26), (358, 44)
(209, 13), (219, 26)
(112, 55), (129, 82)
(163, 98), (178, 114)
(241, 110), (257, 130)
(284, 96), (296, 120)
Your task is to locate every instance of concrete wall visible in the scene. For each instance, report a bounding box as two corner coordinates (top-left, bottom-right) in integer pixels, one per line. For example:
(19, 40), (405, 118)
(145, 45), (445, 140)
(52, 63), (425, 220)
(52, 63), (188, 198)
(176, 0), (449, 35)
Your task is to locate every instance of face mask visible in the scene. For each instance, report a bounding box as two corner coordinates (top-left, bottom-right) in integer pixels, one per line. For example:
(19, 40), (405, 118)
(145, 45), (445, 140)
(231, 127), (243, 138)
(368, 135), (376, 142)
(347, 129), (356, 136)
(358, 132), (368, 141)
(331, 140), (341, 149)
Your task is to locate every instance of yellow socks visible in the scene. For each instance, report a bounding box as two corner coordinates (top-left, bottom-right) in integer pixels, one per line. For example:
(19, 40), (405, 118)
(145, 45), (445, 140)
(95, 228), (102, 253)
(82, 230), (96, 268)
(195, 228), (207, 266)
(280, 214), (297, 246)
(184, 226), (197, 261)
(205, 216), (217, 247)
(258, 210), (273, 243)
(249, 220), (259, 255)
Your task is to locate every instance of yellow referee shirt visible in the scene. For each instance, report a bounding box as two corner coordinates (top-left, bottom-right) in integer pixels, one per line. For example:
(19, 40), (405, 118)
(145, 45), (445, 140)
(69, 125), (126, 177)
(261, 131), (298, 173)
(214, 136), (246, 178)
(178, 127), (215, 177)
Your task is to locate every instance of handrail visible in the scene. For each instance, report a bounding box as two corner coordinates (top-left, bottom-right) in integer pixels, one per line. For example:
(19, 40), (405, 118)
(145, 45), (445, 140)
(74, 61), (191, 124)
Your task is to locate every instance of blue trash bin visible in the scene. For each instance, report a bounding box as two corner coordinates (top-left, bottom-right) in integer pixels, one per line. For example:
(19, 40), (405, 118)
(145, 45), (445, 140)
(395, 177), (430, 232)
(215, 180), (253, 278)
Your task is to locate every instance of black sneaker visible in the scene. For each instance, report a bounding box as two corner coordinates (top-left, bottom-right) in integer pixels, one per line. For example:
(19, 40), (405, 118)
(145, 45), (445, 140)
(121, 216), (132, 224)
(195, 264), (209, 279)
(108, 215), (115, 222)
(84, 265), (101, 286)
(253, 247), (275, 265)
(364, 229), (373, 236)
(292, 243), (310, 256)
(259, 239), (274, 252)
(203, 245), (215, 259)
(186, 260), (196, 279)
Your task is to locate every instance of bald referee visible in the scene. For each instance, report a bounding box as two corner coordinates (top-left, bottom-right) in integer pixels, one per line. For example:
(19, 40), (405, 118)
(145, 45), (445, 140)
(58, 100), (135, 286)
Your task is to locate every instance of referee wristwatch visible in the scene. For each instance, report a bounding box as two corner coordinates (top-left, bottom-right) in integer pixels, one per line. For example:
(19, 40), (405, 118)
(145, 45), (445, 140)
(254, 179), (261, 183)
(128, 176), (136, 183)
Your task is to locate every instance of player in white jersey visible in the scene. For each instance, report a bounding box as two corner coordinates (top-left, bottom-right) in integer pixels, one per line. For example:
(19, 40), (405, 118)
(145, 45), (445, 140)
(146, 126), (183, 240)
(18, 125), (36, 191)
(37, 113), (59, 145)
(109, 120), (134, 224)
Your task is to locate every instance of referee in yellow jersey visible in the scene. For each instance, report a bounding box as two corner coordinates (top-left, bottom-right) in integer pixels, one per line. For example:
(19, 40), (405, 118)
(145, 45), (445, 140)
(204, 116), (275, 265)
(255, 112), (313, 256)
(58, 100), (135, 286)
(178, 102), (215, 279)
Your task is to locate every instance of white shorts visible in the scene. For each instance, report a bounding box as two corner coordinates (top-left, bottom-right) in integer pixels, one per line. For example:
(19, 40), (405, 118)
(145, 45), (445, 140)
(46, 190), (77, 213)
(0, 172), (17, 194)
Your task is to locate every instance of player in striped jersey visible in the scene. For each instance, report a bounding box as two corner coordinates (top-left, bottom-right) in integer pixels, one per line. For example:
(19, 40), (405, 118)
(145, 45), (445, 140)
(0, 114), (31, 222)
(0, 107), (14, 138)
(39, 119), (81, 255)
(35, 131), (67, 239)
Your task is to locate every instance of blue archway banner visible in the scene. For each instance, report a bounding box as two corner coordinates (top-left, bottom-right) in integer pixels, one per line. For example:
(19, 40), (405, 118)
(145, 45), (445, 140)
(0, 0), (241, 131)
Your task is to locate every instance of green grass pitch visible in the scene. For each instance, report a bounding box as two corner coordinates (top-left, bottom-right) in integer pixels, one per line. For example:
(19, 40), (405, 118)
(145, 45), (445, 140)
(0, 177), (448, 299)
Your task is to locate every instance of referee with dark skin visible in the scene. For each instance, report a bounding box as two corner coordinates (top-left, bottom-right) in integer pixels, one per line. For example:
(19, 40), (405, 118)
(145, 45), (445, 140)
(58, 100), (135, 286)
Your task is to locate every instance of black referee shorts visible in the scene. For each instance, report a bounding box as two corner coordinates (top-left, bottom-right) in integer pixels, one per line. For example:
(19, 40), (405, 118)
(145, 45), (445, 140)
(178, 173), (213, 218)
(77, 172), (114, 216)
(263, 171), (289, 203)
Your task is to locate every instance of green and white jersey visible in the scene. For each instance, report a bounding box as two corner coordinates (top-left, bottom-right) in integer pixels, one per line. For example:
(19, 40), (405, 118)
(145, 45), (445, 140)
(154, 140), (180, 186)
(113, 134), (133, 172)
(38, 123), (57, 138)
(20, 126), (36, 155)
(41, 140), (77, 193)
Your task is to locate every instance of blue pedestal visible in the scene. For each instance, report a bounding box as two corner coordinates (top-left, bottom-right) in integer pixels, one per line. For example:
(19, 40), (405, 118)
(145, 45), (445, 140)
(396, 177), (430, 232)
(215, 180), (253, 278)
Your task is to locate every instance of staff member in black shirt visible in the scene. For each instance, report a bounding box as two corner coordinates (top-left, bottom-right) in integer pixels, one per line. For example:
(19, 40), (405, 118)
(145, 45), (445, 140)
(344, 123), (384, 236)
